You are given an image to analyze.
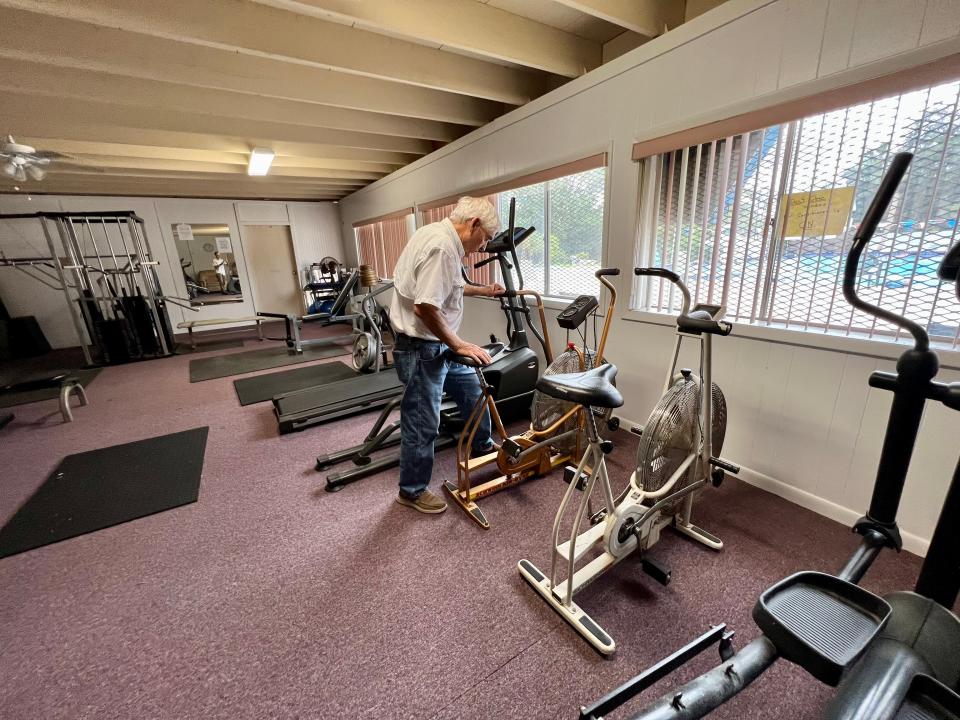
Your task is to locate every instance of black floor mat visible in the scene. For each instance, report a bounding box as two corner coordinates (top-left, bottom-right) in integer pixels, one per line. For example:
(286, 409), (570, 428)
(233, 360), (357, 405)
(0, 427), (208, 559)
(0, 368), (101, 409)
(189, 343), (347, 382)
(174, 338), (245, 354)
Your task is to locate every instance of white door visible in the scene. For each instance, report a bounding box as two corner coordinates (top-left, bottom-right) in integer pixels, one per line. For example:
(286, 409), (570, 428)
(243, 225), (302, 315)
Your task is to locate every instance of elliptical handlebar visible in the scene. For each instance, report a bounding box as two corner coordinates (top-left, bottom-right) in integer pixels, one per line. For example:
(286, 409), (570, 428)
(842, 153), (928, 350)
(634, 266), (692, 316)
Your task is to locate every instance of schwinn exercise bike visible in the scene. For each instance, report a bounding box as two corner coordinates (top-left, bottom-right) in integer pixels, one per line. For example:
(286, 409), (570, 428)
(580, 152), (960, 720)
(442, 267), (620, 529)
(518, 268), (739, 655)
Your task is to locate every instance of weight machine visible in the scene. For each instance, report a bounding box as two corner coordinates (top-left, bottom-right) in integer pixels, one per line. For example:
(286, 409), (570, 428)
(0, 211), (180, 366)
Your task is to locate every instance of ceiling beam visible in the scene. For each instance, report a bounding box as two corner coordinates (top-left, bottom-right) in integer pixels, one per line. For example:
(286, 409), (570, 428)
(0, 93), (435, 155)
(4, 177), (351, 200)
(549, 0), (685, 36)
(3, 188), (344, 201)
(15, 140), (402, 173)
(52, 156), (384, 181)
(0, 7), (501, 127)
(51, 167), (369, 188)
(38, 177), (359, 193)
(0, 58), (466, 143)
(14, 128), (420, 166)
(0, 0), (549, 104)
(253, 0), (599, 77)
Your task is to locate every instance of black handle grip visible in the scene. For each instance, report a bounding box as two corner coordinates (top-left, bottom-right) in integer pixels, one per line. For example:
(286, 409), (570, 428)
(473, 255), (498, 269)
(942, 384), (960, 411)
(710, 457), (740, 474)
(677, 315), (733, 336)
(868, 371), (899, 392)
(596, 267), (621, 277)
(634, 267), (681, 283)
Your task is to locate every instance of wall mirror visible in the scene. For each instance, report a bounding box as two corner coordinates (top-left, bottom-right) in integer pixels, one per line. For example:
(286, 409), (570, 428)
(173, 223), (243, 305)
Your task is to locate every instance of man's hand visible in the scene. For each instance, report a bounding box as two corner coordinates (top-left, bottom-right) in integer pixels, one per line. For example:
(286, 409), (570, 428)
(485, 282), (505, 297)
(452, 340), (493, 366)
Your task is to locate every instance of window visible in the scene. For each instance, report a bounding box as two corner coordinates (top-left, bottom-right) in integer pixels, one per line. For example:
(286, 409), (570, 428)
(497, 166), (606, 298)
(353, 212), (412, 279)
(635, 80), (960, 349)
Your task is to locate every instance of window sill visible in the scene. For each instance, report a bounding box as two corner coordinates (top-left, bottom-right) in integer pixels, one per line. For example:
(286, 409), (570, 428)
(622, 308), (960, 370)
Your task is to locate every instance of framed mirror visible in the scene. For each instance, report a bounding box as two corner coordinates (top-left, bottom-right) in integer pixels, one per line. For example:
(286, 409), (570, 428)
(173, 223), (243, 305)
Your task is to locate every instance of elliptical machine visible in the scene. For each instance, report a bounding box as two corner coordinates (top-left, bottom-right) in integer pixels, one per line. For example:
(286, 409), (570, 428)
(581, 152), (960, 720)
(317, 198), (550, 491)
(518, 268), (739, 655)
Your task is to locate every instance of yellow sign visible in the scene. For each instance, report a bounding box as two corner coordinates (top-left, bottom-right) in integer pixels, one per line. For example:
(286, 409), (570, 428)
(779, 186), (855, 238)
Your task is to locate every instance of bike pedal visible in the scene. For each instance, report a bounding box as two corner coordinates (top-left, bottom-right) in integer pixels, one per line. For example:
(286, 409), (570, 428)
(502, 438), (523, 460)
(642, 555), (672, 586)
(563, 465), (590, 491)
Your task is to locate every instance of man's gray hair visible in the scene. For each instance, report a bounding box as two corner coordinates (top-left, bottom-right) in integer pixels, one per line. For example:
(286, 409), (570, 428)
(448, 196), (500, 237)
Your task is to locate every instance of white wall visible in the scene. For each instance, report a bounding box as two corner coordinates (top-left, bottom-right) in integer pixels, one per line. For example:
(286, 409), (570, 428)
(0, 195), (343, 347)
(338, 0), (960, 553)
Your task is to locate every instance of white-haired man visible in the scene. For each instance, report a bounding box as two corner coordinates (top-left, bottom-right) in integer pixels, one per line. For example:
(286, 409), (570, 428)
(389, 196), (504, 513)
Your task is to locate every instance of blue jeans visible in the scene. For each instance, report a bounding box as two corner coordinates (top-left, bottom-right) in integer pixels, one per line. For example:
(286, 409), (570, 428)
(393, 336), (492, 499)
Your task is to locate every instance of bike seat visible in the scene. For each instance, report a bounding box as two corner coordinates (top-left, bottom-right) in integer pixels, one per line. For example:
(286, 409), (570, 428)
(444, 342), (504, 367)
(535, 363), (623, 408)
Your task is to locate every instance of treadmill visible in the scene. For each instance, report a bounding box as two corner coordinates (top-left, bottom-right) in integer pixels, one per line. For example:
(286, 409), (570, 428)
(275, 199), (547, 435)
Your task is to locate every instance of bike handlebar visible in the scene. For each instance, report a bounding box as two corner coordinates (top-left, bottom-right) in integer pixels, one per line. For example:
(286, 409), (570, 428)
(678, 315), (733, 336)
(634, 267), (691, 316)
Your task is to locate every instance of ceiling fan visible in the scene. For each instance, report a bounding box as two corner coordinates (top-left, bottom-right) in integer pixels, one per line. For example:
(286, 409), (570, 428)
(0, 135), (98, 182)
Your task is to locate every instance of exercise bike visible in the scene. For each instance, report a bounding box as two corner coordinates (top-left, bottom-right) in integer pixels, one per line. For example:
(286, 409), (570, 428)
(518, 268), (739, 655)
(442, 267), (620, 529)
(581, 152), (960, 720)
(317, 197), (550, 491)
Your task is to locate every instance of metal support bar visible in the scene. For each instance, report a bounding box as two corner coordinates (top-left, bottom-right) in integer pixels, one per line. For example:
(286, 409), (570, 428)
(580, 625), (733, 720)
(39, 216), (92, 366)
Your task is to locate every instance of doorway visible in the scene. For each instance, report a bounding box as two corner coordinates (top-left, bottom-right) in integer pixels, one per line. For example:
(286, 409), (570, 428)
(242, 225), (302, 316)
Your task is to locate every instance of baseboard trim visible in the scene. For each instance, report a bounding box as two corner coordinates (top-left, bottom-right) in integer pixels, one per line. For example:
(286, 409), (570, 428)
(614, 416), (930, 557)
(728, 466), (929, 558)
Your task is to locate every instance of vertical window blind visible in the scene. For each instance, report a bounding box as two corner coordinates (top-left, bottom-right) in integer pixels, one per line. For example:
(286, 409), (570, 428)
(353, 211), (412, 279)
(636, 79), (960, 349)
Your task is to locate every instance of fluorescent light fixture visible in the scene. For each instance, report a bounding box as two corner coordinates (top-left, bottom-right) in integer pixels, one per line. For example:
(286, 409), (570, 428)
(247, 147), (275, 176)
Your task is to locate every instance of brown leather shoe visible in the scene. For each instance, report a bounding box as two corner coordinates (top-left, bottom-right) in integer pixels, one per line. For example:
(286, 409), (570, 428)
(396, 489), (448, 514)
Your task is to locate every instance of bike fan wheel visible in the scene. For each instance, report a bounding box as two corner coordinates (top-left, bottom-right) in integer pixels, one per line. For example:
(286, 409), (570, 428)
(352, 332), (379, 373)
(635, 376), (727, 513)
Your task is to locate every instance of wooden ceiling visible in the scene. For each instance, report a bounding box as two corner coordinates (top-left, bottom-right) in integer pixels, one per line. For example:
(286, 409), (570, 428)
(0, 0), (691, 201)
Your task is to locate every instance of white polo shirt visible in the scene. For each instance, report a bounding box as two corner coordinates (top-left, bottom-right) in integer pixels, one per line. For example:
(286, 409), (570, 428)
(389, 218), (466, 341)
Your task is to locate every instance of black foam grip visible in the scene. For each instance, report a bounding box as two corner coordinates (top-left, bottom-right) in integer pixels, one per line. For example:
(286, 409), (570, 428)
(473, 255), (497, 268)
(634, 267), (681, 284)
(596, 267), (620, 277)
(678, 315), (732, 336)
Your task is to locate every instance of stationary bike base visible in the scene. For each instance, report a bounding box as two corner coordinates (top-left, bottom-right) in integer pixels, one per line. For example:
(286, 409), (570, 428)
(518, 558), (616, 655)
(443, 480), (491, 529)
(673, 519), (723, 550)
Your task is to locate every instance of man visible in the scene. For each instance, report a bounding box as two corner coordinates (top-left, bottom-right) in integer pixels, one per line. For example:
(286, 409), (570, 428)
(212, 251), (228, 293)
(389, 196), (504, 514)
